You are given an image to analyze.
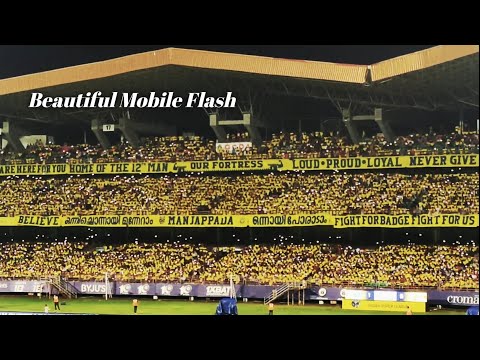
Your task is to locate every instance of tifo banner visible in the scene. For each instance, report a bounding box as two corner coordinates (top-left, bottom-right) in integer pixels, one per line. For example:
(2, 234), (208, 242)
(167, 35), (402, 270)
(0, 154), (478, 176)
(333, 214), (479, 228)
(428, 291), (479, 306)
(1, 213), (478, 228)
(342, 300), (426, 313)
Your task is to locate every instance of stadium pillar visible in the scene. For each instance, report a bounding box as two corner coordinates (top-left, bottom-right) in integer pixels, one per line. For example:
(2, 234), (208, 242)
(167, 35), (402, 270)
(209, 114), (227, 142)
(373, 109), (395, 143)
(210, 113), (263, 147)
(91, 119), (111, 149)
(118, 116), (141, 148)
(242, 113), (262, 147)
(459, 107), (464, 134)
(1, 121), (25, 153)
(341, 109), (360, 144)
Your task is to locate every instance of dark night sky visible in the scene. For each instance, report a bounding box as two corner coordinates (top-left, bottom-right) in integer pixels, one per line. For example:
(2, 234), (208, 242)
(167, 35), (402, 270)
(0, 45), (435, 79)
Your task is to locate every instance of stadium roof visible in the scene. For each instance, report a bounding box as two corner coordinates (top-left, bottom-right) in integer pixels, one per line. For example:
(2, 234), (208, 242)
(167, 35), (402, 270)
(0, 45), (478, 129)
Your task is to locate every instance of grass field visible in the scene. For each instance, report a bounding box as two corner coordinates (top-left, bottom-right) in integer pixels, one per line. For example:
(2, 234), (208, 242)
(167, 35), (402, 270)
(0, 296), (465, 315)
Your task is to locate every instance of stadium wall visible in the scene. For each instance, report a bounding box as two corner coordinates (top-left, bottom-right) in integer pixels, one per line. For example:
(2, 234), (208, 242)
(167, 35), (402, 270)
(0, 280), (477, 306)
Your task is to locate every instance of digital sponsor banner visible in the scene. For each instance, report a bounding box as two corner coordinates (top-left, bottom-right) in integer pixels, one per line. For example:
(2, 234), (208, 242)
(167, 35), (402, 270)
(0, 280), (49, 293)
(373, 290), (398, 302)
(72, 281), (114, 295)
(240, 285), (276, 299)
(153, 284), (243, 298)
(2, 213), (478, 228)
(305, 286), (344, 301)
(342, 300), (426, 313)
(428, 291), (479, 306)
(1, 281), (478, 305)
(154, 283), (196, 297)
(0, 154), (477, 176)
(307, 287), (429, 302)
(198, 284), (242, 298)
(400, 291), (428, 303)
(343, 289), (370, 300)
(116, 282), (156, 296)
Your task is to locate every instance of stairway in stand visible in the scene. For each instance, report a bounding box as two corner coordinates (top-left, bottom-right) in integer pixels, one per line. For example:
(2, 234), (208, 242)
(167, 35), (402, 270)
(50, 276), (78, 299)
(263, 281), (307, 305)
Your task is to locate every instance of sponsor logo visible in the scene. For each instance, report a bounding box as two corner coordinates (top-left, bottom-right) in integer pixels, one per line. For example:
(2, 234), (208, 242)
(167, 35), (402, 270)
(206, 286), (230, 297)
(81, 284), (107, 294)
(137, 284), (150, 295)
(352, 300), (360, 308)
(33, 283), (45, 293)
(180, 285), (192, 296)
(161, 285), (173, 296)
(0, 283), (8, 289)
(318, 288), (327, 297)
(447, 295), (479, 305)
(340, 289), (346, 298)
(119, 284), (131, 295)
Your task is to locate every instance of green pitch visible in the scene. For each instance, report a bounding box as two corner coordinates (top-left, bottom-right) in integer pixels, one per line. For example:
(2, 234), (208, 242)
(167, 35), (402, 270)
(0, 296), (465, 315)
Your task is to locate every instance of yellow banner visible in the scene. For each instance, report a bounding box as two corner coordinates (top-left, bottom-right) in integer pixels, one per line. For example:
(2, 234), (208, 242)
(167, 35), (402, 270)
(2, 214), (477, 228)
(0, 154), (477, 176)
(334, 214), (479, 228)
(342, 300), (426, 313)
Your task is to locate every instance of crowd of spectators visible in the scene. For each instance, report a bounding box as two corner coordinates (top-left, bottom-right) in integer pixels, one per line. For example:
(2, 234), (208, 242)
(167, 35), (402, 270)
(0, 172), (477, 216)
(1, 131), (478, 165)
(0, 242), (477, 289)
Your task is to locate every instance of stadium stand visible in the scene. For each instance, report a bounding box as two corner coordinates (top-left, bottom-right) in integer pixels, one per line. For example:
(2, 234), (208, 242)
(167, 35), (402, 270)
(0, 242), (477, 289)
(0, 131), (478, 165)
(0, 172), (477, 216)
(0, 45), (478, 303)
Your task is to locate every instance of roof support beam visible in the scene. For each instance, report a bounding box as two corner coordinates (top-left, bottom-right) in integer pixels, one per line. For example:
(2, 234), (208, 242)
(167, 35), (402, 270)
(91, 118), (111, 149)
(209, 112), (262, 146)
(373, 108), (395, 143)
(341, 109), (360, 144)
(118, 116), (141, 148)
(1, 120), (25, 153)
(209, 113), (227, 142)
